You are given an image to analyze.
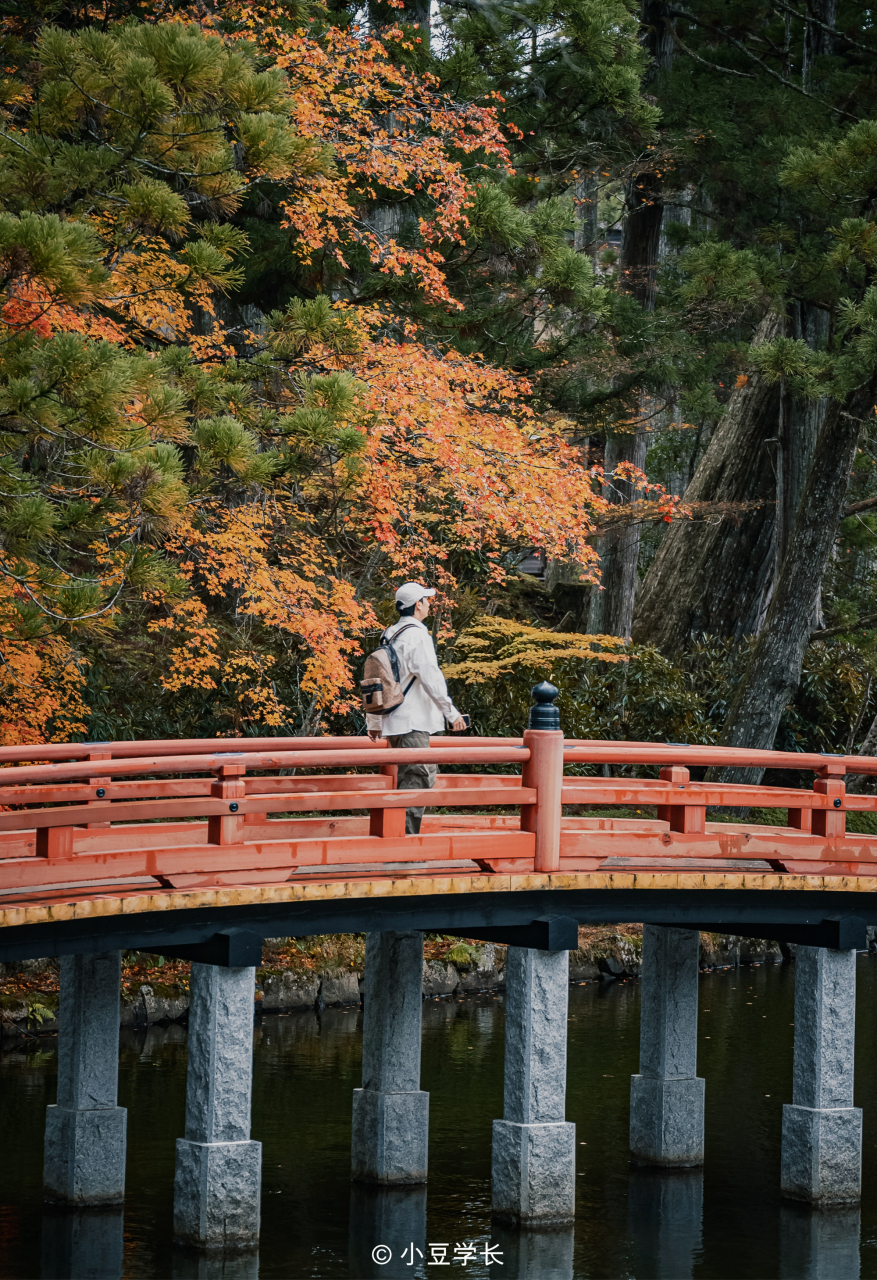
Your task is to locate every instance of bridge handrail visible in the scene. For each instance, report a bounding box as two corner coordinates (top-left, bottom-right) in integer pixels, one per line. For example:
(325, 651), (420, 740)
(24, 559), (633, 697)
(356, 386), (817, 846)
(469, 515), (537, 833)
(0, 744), (530, 787)
(0, 736), (527, 766)
(4, 733), (877, 775)
(0, 735), (384, 765)
(563, 741), (877, 774)
(3, 727), (877, 902)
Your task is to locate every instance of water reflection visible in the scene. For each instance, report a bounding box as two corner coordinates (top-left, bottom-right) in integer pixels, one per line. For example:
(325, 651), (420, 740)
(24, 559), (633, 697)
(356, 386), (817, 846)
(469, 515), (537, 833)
(171, 1247), (259, 1279)
(626, 1167), (703, 1279)
(420, 998), (461, 1032)
(491, 1222), (574, 1280)
(779, 1203), (861, 1280)
(137, 1023), (187, 1060)
(348, 1184), (427, 1279)
(40, 1207), (124, 1280)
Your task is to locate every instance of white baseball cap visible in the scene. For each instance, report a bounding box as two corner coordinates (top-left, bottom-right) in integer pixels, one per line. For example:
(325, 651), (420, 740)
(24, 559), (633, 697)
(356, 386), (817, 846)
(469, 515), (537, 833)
(395, 582), (437, 607)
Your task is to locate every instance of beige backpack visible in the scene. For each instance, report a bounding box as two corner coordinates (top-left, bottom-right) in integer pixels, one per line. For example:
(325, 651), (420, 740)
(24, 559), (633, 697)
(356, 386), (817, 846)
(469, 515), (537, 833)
(360, 624), (419, 716)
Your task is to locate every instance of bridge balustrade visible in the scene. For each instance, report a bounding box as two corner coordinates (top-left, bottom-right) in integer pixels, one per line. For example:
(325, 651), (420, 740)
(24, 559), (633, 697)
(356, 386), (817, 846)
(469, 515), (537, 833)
(1, 730), (877, 908)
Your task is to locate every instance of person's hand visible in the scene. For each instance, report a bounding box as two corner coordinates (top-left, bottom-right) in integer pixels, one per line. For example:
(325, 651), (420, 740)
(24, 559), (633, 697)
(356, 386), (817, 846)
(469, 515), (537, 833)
(367, 729), (384, 742)
(450, 715), (468, 733)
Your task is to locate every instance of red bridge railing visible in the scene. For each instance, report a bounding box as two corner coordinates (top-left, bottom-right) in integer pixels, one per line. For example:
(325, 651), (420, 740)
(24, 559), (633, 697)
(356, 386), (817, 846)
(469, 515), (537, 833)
(2, 730), (877, 908)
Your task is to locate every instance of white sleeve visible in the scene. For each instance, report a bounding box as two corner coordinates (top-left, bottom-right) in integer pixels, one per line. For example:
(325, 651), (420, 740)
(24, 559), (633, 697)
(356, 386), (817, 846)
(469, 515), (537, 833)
(406, 631), (460, 722)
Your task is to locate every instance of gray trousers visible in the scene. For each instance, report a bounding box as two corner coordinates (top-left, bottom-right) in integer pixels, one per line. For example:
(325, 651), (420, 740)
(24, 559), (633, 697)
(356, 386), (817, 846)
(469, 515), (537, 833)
(388, 731), (438, 834)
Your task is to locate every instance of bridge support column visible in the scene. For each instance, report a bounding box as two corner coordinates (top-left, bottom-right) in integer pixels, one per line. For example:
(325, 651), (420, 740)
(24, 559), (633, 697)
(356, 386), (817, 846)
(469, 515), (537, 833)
(492, 946), (575, 1226)
(781, 945), (861, 1205)
(352, 931), (428, 1184)
(44, 951), (127, 1205)
(173, 963), (261, 1249)
(630, 926), (704, 1167)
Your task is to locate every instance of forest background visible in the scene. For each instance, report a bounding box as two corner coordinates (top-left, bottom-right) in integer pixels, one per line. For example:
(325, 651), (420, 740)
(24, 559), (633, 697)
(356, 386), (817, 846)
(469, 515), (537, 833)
(3, 0), (877, 768)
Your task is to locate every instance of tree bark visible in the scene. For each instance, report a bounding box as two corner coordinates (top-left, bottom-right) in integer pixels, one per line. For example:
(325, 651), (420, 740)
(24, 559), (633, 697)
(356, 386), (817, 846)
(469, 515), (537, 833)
(588, 431), (649, 637)
(847, 700), (877, 794)
(574, 173), (599, 256)
(631, 311), (783, 649)
(584, 0), (674, 636)
(706, 382), (875, 785)
(621, 179), (664, 311)
(802, 0), (836, 89)
(777, 303), (829, 594)
(369, 0), (429, 41)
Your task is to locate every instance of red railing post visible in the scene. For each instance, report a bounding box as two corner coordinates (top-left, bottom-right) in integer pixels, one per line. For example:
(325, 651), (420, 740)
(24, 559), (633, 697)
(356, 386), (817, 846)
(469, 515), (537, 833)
(788, 806), (813, 832)
(657, 765), (705, 834)
(379, 762), (399, 789)
(369, 806), (406, 838)
(36, 826), (73, 859)
(368, 758), (405, 837)
(812, 762), (846, 838)
(208, 762), (247, 845)
(85, 750), (111, 830)
(521, 682), (563, 873)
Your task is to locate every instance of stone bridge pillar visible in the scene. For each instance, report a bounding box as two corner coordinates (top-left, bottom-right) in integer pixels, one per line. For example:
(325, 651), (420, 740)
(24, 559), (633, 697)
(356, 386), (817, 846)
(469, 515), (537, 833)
(630, 926), (704, 1166)
(781, 945), (862, 1205)
(352, 930), (428, 1184)
(492, 946), (576, 1225)
(44, 951), (127, 1206)
(173, 962), (261, 1249)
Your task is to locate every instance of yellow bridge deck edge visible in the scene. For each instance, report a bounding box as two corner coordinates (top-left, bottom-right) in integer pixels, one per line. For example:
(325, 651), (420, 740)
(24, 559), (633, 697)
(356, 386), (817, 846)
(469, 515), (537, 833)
(1, 869), (876, 931)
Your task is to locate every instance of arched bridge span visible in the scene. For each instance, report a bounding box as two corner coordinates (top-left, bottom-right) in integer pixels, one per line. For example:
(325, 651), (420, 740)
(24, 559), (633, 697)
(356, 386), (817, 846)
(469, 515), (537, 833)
(1, 716), (877, 963)
(9, 699), (877, 1248)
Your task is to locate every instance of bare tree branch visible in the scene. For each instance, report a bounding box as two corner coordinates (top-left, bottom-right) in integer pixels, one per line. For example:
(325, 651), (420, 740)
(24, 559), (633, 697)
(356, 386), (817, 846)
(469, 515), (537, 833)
(668, 7), (860, 119)
(845, 494), (877, 517)
(811, 612), (877, 639)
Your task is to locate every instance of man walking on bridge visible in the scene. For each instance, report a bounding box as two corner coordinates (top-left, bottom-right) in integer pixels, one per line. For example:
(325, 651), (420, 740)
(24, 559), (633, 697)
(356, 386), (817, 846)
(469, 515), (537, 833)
(366, 582), (467, 834)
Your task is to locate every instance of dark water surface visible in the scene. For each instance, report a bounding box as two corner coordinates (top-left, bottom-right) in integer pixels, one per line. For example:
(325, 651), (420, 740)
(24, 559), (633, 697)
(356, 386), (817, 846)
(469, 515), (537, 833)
(2, 955), (877, 1279)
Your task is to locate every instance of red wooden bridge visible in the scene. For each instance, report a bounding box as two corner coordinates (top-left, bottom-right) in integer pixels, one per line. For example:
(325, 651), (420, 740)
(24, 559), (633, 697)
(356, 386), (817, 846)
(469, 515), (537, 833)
(1, 713), (877, 960)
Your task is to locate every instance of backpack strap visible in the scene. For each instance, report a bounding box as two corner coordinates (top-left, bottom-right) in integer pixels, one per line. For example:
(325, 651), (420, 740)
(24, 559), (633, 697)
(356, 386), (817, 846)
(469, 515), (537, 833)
(380, 623), (421, 645)
(380, 623), (421, 687)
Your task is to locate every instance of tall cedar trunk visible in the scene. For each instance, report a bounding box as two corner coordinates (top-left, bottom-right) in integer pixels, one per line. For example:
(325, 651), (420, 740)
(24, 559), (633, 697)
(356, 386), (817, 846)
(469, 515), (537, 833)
(848, 706), (877, 793)
(803, 0), (836, 89)
(369, 0), (429, 40)
(585, 2), (674, 637)
(588, 431), (649, 637)
(585, 175), (659, 637)
(364, 0), (426, 259)
(574, 172), (599, 255)
(586, 151), (661, 638)
(631, 311), (783, 648)
(705, 382), (874, 785)
(620, 177), (664, 311)
(633, 306), (829, 649)
(777, 303), (829, 598)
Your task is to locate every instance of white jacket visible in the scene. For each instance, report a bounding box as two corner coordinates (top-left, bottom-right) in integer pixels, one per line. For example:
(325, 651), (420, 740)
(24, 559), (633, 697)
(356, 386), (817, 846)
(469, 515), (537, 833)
(365, 618), (461, 736)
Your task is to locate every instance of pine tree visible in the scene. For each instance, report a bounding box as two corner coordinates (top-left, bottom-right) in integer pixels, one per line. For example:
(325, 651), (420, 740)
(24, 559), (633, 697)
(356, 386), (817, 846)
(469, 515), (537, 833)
(0, 9), (660, 740)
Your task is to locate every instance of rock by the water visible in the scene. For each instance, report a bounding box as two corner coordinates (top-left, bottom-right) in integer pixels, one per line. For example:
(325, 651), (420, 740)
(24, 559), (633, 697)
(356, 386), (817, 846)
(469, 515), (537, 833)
(456, 944), (505, 992)
(319, 969), (361, 1005)
(121, 984), (189, 1026)
(422, 961), (459, 996)
(262, 970), (320, 1011)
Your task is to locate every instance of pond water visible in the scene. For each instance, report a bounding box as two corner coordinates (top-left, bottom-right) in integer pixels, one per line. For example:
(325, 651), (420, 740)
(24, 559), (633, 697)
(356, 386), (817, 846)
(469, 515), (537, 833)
(2, 954), (877, 1279)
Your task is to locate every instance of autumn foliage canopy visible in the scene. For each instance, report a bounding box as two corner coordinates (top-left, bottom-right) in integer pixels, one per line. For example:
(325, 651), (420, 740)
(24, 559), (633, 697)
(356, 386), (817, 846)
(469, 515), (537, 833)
(0, 1), (678, 743)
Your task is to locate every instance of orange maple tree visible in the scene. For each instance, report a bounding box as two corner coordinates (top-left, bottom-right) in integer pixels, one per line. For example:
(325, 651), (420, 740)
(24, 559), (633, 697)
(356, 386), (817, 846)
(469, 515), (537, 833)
(0, 9), (680, 741)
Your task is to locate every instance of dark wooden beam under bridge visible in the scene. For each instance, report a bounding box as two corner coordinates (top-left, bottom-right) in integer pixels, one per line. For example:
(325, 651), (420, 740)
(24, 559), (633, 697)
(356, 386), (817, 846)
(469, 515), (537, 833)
(442, 915), (579, 952)
(2, 889), (877, 965)
(687, 915), (868, 952)
(141, 927), (264, 968)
